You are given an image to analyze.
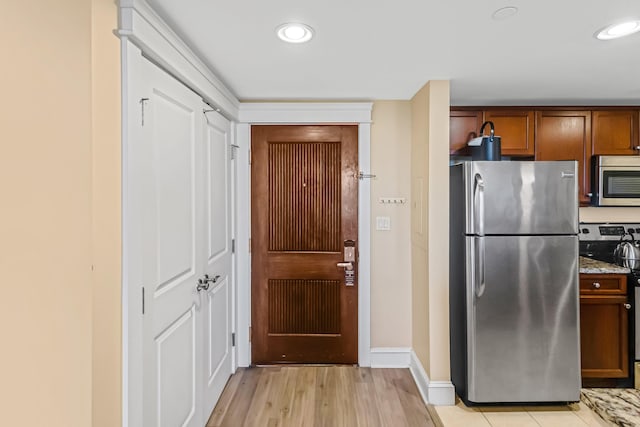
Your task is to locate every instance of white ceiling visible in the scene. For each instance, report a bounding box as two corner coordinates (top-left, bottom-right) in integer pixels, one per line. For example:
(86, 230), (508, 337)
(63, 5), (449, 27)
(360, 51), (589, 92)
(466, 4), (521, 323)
(147, 0), (639, 105)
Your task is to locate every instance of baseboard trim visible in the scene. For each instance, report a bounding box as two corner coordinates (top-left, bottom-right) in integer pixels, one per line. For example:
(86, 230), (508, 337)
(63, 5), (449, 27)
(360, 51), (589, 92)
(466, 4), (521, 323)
(369, 347), (411, 368)
(409, 350), (455, 406)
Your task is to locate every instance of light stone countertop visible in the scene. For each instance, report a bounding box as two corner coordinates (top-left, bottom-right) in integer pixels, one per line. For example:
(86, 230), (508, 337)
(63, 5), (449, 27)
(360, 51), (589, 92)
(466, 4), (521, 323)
(579, 256), (630, 274)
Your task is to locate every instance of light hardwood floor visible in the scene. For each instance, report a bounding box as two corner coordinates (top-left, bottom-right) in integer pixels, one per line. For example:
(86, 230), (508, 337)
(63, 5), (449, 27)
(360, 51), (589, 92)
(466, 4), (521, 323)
(206, 366), (438, 427)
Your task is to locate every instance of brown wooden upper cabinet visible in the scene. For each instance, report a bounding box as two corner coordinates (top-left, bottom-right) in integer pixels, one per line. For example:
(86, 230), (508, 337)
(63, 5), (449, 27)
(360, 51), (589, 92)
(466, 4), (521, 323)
(450, 109), (535, 157)
(450, 110), (482, 155)
(484, 110), (535, 156)
(592, 110), (640, 156)
(535, 110), (592, 205)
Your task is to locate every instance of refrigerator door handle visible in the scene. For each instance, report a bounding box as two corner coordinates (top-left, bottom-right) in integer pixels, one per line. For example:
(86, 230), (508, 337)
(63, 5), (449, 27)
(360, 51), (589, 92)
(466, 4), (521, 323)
(474, 173), (485, 237)
(476, 237), (486, 298)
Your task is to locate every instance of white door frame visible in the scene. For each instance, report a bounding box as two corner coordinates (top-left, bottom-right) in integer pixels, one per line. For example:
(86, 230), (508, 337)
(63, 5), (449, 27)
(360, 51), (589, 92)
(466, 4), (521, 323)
(235, 103), (373, 368)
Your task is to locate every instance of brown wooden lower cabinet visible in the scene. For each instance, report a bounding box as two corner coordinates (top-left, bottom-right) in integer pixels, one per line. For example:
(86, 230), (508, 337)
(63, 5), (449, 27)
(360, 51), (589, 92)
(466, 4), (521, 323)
(579, 274), (629, 379)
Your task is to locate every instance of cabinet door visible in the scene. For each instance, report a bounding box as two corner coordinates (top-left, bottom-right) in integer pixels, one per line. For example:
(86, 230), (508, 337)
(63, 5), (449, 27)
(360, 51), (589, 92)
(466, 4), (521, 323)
(484, 110), (535, 156)
(535, 111), (592, 205)
(592, 110), (640, 156)
(580, 295), (629, 378)
(450, 110), (482, 155)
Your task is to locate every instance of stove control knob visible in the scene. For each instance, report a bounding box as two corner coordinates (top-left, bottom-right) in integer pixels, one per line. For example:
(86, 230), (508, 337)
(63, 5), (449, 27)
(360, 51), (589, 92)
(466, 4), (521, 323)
(635, 228), (640, 233)
(581, 228), (589, 234)
(629, 228), (636, 234)
(637, 279), (640, 285)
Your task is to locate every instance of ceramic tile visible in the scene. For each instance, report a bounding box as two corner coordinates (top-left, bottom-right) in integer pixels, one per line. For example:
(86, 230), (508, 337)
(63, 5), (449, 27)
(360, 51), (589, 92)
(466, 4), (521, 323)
(481, 410), (538, 427)
(435, 403), (491, 427)
(528, 410), (589, 427)
(477, 406), (527, 413)
(525, 405), (578, 412)
(572, 402), (612, 427)
(435, 396), (610, 427)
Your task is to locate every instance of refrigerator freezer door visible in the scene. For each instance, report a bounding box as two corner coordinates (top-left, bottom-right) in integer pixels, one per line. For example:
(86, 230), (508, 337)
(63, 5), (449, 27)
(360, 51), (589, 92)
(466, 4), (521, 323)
(462, 161), (578, 236)
(466, 235), (581, 403)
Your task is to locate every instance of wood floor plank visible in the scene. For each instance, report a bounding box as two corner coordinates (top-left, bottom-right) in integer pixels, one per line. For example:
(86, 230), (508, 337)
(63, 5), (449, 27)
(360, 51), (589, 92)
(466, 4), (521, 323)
(371, 367), (410, 426)
(208, 366), (434, 427)
(207, 367), (261, 427)
(286, 366), (317, 427)
(244, 368), (282, 426)
(313, 366), (337, 427)
(270, 367), (297, 426)
(391, 368), (435, 427)
(352, 368), (383, 427)
(206, 368), (243, 425)
(335, 366), (359, 426)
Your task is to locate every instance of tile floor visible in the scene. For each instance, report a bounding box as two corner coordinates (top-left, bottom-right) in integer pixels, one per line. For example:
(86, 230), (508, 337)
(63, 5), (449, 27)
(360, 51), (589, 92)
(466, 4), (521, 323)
(434, 399), (612, 427)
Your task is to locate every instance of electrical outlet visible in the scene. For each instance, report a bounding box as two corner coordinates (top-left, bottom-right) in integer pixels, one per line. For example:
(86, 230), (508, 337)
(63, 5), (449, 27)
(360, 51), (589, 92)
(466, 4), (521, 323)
(378, 197), (406, 204)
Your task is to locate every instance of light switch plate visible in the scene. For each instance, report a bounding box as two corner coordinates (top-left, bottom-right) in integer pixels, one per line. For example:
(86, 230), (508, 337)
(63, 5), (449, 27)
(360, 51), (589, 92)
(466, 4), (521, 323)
(376, 216), (391, 231)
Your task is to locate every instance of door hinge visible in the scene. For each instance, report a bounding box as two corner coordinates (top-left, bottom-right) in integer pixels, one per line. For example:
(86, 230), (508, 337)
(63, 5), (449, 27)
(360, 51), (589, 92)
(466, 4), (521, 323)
(140, 98), (149, 126)
(142, 287), (145, 315)
(249, 149), (252, 165)
(249, 238), (251, 253)
(231, 333), (236, 347)
(231, 239), (235, 253)
(230, 144), (239, 160)
(249, 327), (252, 343)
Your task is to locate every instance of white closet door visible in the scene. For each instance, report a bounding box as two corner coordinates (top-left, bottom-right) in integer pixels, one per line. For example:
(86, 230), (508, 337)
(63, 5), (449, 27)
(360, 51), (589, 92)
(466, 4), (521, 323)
(141, 58), (204, 427)
(201, 108), (233, 418)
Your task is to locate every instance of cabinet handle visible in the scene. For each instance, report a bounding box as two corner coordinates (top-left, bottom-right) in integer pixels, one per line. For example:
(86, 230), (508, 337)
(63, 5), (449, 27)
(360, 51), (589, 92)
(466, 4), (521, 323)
(625, 303), (632, 310)
(635, 146), (640, 150)
(592, 282), (601, 289)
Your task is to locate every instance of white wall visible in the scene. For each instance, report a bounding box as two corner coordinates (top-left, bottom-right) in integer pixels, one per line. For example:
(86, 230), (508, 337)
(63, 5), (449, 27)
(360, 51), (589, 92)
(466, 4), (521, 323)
(1, 2), (93, 425)
(370, 101), (413, 347)
(411, 81), (451, 380)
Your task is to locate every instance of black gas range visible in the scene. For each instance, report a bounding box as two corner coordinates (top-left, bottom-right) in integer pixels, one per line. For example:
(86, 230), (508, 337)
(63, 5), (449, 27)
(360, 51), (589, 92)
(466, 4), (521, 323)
(579, 222), (638, 388)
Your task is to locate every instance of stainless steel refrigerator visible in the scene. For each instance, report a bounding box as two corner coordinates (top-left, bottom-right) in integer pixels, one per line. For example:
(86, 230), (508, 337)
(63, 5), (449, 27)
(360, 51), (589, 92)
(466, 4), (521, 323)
(449, 161), (581, 404)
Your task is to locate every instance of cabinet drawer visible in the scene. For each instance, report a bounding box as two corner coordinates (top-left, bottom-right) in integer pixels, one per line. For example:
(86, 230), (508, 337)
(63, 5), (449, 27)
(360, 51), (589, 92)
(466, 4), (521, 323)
(580, 275), (626, 294)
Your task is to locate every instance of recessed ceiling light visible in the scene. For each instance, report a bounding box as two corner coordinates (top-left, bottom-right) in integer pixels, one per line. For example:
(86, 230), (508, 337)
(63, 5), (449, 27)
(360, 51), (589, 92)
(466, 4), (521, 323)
(492, 6), (518, 21)
(276, 23), (314, 43)
(595, 20), (640, 40)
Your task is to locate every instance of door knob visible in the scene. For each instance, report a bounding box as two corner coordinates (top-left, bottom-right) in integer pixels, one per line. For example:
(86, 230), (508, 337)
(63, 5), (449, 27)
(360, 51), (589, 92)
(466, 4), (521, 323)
(197, 274), (221, 292)
(592, 282), (601, 289)
(203, 274), (221, 284)
(337, 262), (353, 271)
(625, 303), (632, 310)
(196, 278), (209, 292)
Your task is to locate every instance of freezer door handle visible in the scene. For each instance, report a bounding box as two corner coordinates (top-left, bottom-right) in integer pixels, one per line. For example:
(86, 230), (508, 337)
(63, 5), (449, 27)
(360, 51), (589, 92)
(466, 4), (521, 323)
(474, 173), (485, 237)
(476, 237), (486, 298)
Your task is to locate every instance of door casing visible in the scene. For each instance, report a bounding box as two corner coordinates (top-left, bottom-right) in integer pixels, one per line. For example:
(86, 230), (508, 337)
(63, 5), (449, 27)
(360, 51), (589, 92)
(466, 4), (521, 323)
(235, 103), (373, 367)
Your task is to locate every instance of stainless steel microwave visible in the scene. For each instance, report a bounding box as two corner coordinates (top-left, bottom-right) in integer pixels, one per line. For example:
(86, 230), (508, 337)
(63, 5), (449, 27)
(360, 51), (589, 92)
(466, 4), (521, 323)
(592, 155), (640, 206)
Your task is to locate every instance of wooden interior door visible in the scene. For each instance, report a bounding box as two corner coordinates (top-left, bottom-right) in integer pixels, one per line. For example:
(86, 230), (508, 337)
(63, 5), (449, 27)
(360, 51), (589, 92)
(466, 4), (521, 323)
(251, 125), (358, 364)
